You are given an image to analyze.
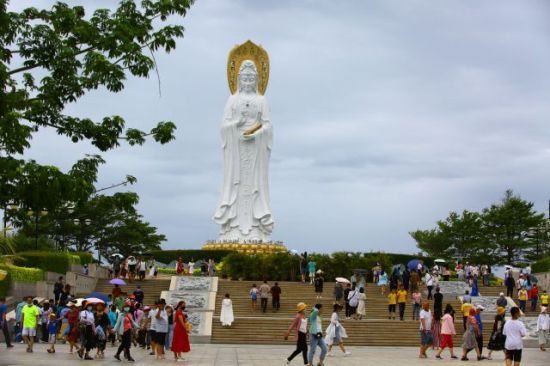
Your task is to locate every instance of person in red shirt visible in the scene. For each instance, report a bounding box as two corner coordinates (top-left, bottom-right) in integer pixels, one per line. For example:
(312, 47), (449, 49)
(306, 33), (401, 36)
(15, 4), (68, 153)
(530, 284), (539, 311)
(270, 282), (282, 311)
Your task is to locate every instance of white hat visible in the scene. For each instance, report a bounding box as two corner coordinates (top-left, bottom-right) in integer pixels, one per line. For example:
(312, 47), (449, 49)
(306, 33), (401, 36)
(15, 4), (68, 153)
(476, 305), (485, 311)
(499, 292), (504, 297)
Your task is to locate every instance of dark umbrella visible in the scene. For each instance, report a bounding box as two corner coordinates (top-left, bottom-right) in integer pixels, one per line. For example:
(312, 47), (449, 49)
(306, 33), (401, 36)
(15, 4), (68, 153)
(86, 291), (110, 303)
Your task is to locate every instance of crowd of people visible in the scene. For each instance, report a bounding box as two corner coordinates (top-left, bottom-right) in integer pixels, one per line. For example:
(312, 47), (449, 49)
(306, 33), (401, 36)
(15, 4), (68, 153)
(175, 257), (216, 277)
(108, 256), (158, 282)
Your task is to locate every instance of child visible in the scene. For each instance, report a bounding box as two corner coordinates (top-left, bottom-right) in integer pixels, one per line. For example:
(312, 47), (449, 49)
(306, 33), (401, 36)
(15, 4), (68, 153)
(412, 290), (422, 320)
(250, 284), (258, 312)
(47, 312), (57, 353)
(388, 289), (397, 320)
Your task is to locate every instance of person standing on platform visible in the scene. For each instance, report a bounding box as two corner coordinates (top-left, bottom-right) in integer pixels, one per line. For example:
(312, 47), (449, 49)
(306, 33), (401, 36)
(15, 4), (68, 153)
(518, 288), (528, 312)
(220, 294), (234, 327)
(176, 257), (184, 276)
(397, 285), (408, 321)
(505, 275), (515, 299)
(334, 281), (344, 306)
(540, 290), (549, 308)
(53, 277), (64, 305)
(378, 270), (388, 295)
(503, 306), (527, 366)
(171, 301), (190, 361)
(412, 289), (422, 321)
(271, 282), (282, 311)
(285, 302), (308, 365)
(425, 272), (435, 300)
(259, 281), (271, 313)
(530, 284), (539, 311)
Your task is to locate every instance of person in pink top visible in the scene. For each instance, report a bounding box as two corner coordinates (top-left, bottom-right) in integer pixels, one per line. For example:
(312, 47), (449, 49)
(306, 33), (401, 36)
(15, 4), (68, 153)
(284, 302), (308, 365)
(412, 290), (422, 320)
(436, 304), (458, 360)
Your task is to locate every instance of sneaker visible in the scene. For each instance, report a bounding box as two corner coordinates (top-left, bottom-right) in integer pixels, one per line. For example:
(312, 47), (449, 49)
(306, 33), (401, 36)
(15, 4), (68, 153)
(327, 352), (334, 357)
(285, 359), (290, 365)
(344, 351), (351, 356)
(114, 354), (121, 361)
(127, 357), (135, 362)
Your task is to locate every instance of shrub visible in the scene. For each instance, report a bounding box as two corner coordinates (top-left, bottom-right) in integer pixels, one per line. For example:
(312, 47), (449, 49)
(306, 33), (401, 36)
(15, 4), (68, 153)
(532, 256), (550, 273)
(72, 251), (93, 264)
(0, 263), (44, 285)
(157, 268), (176, 275)
(148, 250), (232, 264)
(13, 251), (77, 274)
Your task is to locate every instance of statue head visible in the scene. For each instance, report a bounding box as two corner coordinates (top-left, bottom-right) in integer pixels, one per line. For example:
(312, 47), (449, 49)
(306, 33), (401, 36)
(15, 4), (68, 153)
(238, 60), (258, 93)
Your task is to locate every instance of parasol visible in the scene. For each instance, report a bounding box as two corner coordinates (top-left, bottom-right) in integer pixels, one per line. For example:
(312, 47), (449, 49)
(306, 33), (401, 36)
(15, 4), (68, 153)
(434, 259), (447, 263)
(335, 277), (351, 284)
(110, 253), (124, 258)
(85, 297), (105, 304)
(109, 278), (126, 285)
(86, 291), (110, 303)
(407, 259), (422, 271)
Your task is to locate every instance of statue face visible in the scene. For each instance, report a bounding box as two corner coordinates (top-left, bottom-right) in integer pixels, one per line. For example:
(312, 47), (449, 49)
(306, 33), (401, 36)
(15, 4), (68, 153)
(239, 71), (257, 93)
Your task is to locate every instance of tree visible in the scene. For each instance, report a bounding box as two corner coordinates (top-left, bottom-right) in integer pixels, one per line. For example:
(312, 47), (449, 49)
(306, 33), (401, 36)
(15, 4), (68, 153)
(410, 229), (448, 258)
(483, 189), (545, 264)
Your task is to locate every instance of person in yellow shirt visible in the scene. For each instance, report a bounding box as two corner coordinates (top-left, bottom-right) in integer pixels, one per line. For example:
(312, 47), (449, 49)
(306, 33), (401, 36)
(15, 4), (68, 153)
(461, 301), (473, 331)
(397, 285), (408, 321)
(518, 288), (528, 312)
(21, 296), (40, 353)
(388, 289), (397, 320)
(540, 290), (548, 308)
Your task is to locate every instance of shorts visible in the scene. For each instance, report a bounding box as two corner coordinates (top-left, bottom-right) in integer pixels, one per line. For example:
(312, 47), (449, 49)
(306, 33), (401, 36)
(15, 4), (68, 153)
(420, 331), (433, 346)
(332, 326), (341, 344)
(148, 330), (156, 342)
(49, 333), (56, 344)
(22, 327), (37, 337)
(440, 334), (453, 349)
(388, 304), (396, 312)
(505, 349), (522, 362)
(154, 332), (166, 346)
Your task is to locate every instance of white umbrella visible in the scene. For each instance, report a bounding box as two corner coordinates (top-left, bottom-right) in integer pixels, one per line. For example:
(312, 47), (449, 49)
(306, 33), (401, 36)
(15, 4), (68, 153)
(434, 259), (447, 263)
(110, 253), (124, 258)
(335, 277), (351, 284)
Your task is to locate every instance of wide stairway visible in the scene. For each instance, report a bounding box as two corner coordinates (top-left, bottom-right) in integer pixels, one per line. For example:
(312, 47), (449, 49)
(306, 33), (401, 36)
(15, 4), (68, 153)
(211, 280), (497, 346)
(93, 278), (171, 305)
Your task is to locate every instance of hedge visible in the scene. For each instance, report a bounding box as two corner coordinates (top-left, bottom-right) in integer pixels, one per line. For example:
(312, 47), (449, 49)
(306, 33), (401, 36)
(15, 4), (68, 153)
(73, 251), (93, 265)
(148, 250), (232, 264)
(13, 251), (81, 274)
(532, 256), (550, 273)
(0, 263), (45, 296)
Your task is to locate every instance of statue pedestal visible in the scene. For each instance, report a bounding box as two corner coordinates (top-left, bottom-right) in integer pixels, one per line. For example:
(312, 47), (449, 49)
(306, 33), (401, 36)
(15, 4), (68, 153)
(202, 241), (287, 255)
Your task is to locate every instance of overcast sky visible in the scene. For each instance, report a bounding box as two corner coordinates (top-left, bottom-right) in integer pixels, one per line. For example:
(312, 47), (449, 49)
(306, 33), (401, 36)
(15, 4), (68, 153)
(10, 0), (550, 253)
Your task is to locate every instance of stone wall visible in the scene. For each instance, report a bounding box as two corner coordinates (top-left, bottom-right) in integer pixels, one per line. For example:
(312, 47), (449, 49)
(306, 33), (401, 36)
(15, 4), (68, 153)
(534, 271), (549, 291)
(65, 271), (97, 296)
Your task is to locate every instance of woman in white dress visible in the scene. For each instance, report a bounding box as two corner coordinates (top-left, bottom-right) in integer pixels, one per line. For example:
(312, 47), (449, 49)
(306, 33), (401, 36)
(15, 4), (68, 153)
(220, 293), (234, 327)
(188, 259), (195, 275)
(356, 287), (366, 320)
(325, 304), (351, 357)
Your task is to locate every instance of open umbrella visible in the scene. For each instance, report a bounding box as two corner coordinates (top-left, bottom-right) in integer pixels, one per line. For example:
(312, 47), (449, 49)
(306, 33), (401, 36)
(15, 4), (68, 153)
(110, 253), (124, 258)
(434, 259), (447, 263)
(86, 291), (110, 303)
(85, 297), (105, 305)
(73, 298), (85, 307)
(407, 259), (422, 271)
(335, 277), (351, 284)
(109, 278), (126, 285)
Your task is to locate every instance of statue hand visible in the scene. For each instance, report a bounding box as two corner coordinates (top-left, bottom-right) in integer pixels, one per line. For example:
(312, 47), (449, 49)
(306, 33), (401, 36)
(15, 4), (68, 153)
(241, 132), (255, 140)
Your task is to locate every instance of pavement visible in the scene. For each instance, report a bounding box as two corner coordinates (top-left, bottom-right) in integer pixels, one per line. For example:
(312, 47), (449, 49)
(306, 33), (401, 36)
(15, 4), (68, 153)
(0, 342), (547, 366)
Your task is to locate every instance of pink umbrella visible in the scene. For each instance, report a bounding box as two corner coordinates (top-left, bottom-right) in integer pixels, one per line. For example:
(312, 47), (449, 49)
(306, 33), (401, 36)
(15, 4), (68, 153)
(109, 278), (126, 285)
(335, 277), (351, 284)
(85, 297), (105, 304)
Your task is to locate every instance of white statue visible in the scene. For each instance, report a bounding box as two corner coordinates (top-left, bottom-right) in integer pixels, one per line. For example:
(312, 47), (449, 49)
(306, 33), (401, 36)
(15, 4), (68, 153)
(213, 59), (274, 241)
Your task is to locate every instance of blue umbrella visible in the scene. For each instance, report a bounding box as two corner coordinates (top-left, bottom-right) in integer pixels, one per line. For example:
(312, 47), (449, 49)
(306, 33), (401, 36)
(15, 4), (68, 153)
(407, 259), (422, 271)
(86, 291), (110, 303)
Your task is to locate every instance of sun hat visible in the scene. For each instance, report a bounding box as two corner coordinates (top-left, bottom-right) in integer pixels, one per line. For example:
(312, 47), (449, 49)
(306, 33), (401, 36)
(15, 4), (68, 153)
(476, 305), (485, 311)
(143, 306), (151, 311)
(296, 302), (307, 312)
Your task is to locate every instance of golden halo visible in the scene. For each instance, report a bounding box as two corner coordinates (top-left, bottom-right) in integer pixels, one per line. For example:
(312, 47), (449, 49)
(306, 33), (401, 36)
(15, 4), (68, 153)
(227, 40), (270, 95)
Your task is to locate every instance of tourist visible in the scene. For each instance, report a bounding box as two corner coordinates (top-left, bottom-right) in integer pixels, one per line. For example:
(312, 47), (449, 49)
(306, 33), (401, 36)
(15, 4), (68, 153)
(397, 284), (407, 321)
(461, 308), (482, 361)
(419, 302), (433, 359)
(307, 257), (317, 285)
(250, 283), (258, 312)
(518, 288), (528, 312)
(208, 258), (215, 277)
(314, 271), (324, 299)
(65, 301), (80, 353)
(530, 284), (539, 311)
(53, 276), (64, 305)
(503, 306), (527, 366)
(347, 285), (359, 319)
(536, 306), (549, 351)
(356, 287), (366, 320)
(299, 253), (307, 283)
(344, 283), (352, 319)
(541, 290), (549, 308)
(402, 267), (410, 291)
(443, 266), (451, 281)
(334, 281), (344, 305)
(108, 304), (118, 346)
(435, 304), (457, 359)
(114, 300), (138, 362)
(474, 305), (486, 359)
(431, 306), (441, 351)
(350, 272), (357, 287)
(505, 274), (515, 298)
(271, 282), (282, 311)
(285, 302), (309, 365)
(372, 262), (381, 284)
(40, 300), (52, 343)
(151, 299), (168, 360)
(21, 296), (39, 353)
(139, 306), (152, 349)
(497, 292), (508, 312)
(171, 301), (190, 361)
(94, 302), (109, 358)
(516, 274), (525, 291)
(220, 293), (234, 327)
(164, 304), (174, 352)
(471, 274), (479, 296)
(78, 300), (96, 360)
(461, 298), (473, 331)
(378, 270), (388, 295)
(410, 270), (420, 294)
(138, 257), (147, 281)
(259, 280), (271, 313)
(433, 287), (443, 319)
(424, 271), (434, 300)
(188, 258), (195, 275)
(133, 285), (144, 304)
(412, 289), (421, 321)
(308, 304), (327, 366)
(176, 257), (184, 276)
(487, 306), (506, 360)
(387, 288), (397, 320)
(0, 297), (13, 348)
(326, 303), (351, 357)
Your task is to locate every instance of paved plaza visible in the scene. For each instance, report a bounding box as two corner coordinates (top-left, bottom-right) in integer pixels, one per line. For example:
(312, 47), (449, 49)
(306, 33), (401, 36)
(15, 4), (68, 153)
(0, 343), (548, 366)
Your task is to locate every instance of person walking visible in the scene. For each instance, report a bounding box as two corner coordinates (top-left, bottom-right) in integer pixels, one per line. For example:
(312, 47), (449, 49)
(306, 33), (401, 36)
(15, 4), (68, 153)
(435, 304), (457, 359)
(530, 284), (539, 311)
(412, 289), (421, 320)
(65, 302), (80, 353)
(433, 287), (443, 319)
(347, 285), (359, 320)
(176, 257), (184, 276)
(397, 284), (408, 321)
(461, 308), (482, 361)
(46, 312), (57, 354)
(220, 293), (234, 327)
(300, 254), (307, 283)
(94, 302), (109, 359)
(334, 281), (344, 305)
(487, 306), (506, 360)
(402, 268), (410, 291)
(78, 300), (96, 360)
(0, 297), (13, 349)
(271, 282), (282, 311)
(113, 300), (138, 362)
(138, 258), (147, 281)
(356, 287), (366, 320)
(308, 304), (327, 366)
(503, 306), (527, 366)
(164, 305), (174, 353)
(388, 288), (397, 320)
(259, 281), (271, 313)
(314, 272), (324, 299)
(518, 288), (528, 312)
(541, 290), (549, 308)
(378, 270), (388, 295)
(133, 285), (144, 305)
(40, 300), (52, 343)
(410, 270), (420, 295)
(419, 302), (433, 359)
(21, 296), (39, 353)
(344, 283), (352, 319)
(505, 275), (515, 298)
(461, 299), (473, 331)
(307, 258), (317, 285)
(425, 272), (434, 300)
(285, 302), (308, 365)
(497, 292), (508, 312)
(171, 301), (191, 361)
(150, 300), (168, 360)
(474, 305), (486, 359)
(536, 306), (549, 351)
(326, 304), (351, 357)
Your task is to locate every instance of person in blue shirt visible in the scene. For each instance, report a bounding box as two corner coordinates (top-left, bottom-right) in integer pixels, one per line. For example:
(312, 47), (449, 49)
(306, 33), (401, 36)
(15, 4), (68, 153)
(307, 258), (317, 285)
(474, 305), (486, 359)
(0, 296), (13, 347)
(308, 303), (327, 365)
(14, 296), (26, 342)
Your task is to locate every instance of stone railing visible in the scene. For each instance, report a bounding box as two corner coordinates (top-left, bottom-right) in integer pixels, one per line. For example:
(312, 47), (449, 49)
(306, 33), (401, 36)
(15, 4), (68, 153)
(534, 271), (549, 291)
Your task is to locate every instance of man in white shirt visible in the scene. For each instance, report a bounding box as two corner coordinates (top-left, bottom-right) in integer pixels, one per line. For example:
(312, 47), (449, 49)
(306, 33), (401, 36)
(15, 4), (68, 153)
(419, 302), (433, 359)
(150, 300), (168, 359)
(503, 307), (527, 366)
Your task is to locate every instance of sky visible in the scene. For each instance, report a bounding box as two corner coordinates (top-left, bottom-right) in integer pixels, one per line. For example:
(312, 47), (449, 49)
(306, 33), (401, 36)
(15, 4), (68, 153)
(8, 0), (550, 254)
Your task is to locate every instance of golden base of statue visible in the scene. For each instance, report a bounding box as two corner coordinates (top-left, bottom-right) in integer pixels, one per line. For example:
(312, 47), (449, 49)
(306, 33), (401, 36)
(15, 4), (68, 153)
(202, 241), (287, 255)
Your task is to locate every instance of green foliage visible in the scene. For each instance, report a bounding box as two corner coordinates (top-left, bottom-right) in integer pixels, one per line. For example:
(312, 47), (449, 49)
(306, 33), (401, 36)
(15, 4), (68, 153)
(148, 250), (233, 264)
(532, 257), (550, 273)
(157, 268), (176, 275)
(0, 266), (10, 296)
(0, 236), (15, 255)
(13, 251), (77, 274)
(11, 233), (56, 252)
(73, 251), (93, 264)
(0, 263), (44, 283)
